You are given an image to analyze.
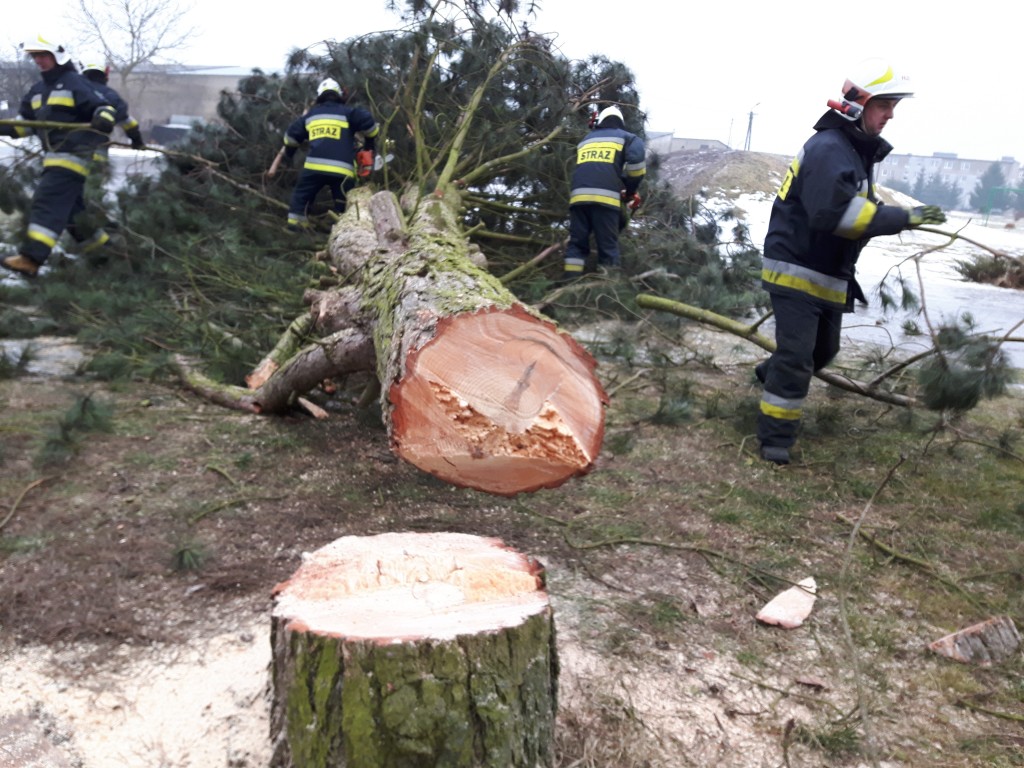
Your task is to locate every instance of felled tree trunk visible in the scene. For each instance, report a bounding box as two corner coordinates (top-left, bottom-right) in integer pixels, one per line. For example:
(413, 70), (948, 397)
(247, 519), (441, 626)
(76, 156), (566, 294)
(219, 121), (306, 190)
(349, 187), (606, 495)
(269, 532), (557, 768)
(176, 185), (607, 496)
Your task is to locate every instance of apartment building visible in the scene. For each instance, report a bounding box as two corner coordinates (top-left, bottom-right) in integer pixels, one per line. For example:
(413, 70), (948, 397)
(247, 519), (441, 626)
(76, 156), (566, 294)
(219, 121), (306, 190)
(878, 152), (1023, 210)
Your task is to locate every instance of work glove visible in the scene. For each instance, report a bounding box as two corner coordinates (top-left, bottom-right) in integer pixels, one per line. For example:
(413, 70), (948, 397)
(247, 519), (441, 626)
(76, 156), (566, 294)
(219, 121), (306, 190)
(91, 105), (116, 134)
(627, 193), (642, 211)
(356, 150), (375, 178)
(126, 128), (146, 150)
(906, 205), (946, 228)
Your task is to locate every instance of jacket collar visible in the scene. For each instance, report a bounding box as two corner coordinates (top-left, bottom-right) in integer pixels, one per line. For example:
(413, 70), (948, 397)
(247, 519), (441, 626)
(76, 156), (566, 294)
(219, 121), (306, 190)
(813, 109), (893, 163)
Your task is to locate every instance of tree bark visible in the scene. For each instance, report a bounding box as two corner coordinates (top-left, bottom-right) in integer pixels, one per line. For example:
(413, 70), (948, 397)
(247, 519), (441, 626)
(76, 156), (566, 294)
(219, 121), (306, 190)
(345, 186), (607, 495)
(177, 184), (607, 496)
(269, 532), (557, 768)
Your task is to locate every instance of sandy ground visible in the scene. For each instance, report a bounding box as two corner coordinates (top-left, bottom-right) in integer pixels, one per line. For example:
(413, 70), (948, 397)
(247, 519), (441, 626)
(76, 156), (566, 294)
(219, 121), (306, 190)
(0, 568), (825, 768)
(1, 607), (271, 768)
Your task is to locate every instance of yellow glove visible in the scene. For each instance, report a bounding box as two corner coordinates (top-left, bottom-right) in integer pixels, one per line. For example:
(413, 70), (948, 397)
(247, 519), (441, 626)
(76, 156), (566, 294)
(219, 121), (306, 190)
(907, 205), (946, 228)
(91, 106), (116, 133)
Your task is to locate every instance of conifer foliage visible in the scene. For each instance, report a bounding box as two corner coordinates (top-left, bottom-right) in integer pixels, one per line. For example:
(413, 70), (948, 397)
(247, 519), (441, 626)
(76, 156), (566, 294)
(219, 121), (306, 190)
(0, 1), (759, 389)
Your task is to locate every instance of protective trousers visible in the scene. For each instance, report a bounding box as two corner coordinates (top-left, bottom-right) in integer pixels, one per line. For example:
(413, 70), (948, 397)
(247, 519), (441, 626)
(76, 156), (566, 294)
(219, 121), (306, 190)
(563, 203), (622, 274)
(21, 166), (93, 266)
(757, 292), (843, 449)
(287, 171), (354, 229)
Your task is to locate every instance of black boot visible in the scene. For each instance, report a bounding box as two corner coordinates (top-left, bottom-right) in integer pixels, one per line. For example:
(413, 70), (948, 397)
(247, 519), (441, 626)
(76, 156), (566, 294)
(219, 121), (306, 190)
(759, 445), (790, 465)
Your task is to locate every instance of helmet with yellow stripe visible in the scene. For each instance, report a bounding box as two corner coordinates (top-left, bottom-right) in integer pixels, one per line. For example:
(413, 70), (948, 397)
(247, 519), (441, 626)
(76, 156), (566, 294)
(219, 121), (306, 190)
(21, 34), (72, 66)
(832, 58), (914, 121)
(80, 55), (111, 78)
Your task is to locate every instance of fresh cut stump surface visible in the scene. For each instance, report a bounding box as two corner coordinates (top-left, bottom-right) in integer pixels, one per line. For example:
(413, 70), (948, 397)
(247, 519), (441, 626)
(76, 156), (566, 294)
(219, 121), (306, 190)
(269, 531), (558, 768)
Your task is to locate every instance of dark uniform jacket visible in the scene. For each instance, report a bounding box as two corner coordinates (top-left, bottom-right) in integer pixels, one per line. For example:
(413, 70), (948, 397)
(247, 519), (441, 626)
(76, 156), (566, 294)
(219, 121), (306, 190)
(87, 80), (143, 160)
(283, 101), (378, 179)
(762, 111), (910, 310)
(569, 125), (646, 209)
(14, 65), (114, 177)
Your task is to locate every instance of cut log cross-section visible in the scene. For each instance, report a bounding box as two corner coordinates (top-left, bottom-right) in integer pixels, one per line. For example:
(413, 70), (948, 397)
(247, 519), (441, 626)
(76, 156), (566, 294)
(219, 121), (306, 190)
(174, 185), (608, 496)
(269, 532), (558, 768)
(391, 306), (605, 495)
(356, 187), (607, 495)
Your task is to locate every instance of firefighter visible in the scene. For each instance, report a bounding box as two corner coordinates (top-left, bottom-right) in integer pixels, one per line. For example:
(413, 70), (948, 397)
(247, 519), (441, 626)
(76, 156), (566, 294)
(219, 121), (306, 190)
(79, 55), (146, 163)
(561, 104), (646, 281)
(268, 78), (379, 231)
(755, 58), (946, 464)
(0, 35), (117, 278)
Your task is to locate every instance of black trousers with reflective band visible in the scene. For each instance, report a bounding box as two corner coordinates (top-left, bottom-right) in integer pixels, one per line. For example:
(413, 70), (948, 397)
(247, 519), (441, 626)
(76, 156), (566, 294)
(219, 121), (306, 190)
(757, 292), (843, 449)
(564, 203), (621, 270)
(23, 167), (88, 265)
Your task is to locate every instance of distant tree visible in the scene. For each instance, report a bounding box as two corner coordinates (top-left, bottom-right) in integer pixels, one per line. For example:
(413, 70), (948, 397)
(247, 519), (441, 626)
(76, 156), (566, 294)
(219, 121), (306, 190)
(884, 178), (913, 198)
(916, 173), (962, 209)
(70, 0), (197, 105)
(911, 168), (927, 200)
(0, 48), (37, 119)
(969, 161), (1009, 212)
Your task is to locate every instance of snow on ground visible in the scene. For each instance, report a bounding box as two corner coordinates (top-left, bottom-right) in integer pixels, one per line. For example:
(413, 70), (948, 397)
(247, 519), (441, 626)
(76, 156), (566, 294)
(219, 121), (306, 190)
(717, 192), (1024, 370)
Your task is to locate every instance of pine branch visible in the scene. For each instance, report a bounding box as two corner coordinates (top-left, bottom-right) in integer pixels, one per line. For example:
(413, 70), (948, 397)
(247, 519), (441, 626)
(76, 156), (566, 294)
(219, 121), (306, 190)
(636, 293), (920, 408)
(436, 41), (525, 189)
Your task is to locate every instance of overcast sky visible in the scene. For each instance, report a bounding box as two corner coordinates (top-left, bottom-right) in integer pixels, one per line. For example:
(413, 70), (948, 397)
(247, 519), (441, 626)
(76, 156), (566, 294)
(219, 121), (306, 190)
(5, 1), (1021, 163)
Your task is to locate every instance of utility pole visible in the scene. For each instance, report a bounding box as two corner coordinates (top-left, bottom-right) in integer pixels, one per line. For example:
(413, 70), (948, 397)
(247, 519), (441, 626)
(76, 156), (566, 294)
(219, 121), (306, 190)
(743, 103), (759, 152)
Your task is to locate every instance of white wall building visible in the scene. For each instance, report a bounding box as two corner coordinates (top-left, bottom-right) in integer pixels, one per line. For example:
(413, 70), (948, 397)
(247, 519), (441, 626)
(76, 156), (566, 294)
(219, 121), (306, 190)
(877, 152), (1022, 210)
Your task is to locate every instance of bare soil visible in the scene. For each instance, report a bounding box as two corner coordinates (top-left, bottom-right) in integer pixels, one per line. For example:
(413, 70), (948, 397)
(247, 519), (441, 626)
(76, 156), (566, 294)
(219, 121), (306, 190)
(1, 323), (1022, 768)
(2, 150), (1022, 767)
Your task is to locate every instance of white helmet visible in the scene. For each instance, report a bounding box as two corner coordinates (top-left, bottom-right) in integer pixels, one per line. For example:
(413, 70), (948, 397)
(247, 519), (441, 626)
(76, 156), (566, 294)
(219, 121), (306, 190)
(21, 33), (72, 66)
(831, 59), (913, 121)
(80, 55), (109, 76)
(596, 105), (624, 126)
(843, 59), (914, 105)
(317, 78), (342, 97)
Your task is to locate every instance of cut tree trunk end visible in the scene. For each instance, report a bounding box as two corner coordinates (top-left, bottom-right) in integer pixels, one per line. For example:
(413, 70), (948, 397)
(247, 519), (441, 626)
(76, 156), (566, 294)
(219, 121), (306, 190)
(269, 532), (558, 768)
(390, 305), (606, 496)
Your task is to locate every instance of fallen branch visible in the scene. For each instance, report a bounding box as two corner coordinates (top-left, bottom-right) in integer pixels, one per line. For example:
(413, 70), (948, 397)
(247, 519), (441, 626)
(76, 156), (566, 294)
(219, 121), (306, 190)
(955, 699), (1024, 723)
(500, 239), (566, 284)
(189, 494), (288, 525)
(918, 224), (1024, 268)
(636, 293), (919, 407)
(0, 477), (52, 532)
(835, 512), (986, 612)
(0, 118), (91, 130)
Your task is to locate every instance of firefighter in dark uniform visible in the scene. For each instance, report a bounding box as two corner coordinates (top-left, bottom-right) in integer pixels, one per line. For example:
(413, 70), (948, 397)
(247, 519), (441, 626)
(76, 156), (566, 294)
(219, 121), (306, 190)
(79, 55), (147, 163)
(270, 78), (379, 231)
(756, 58), (946, 464)
(0, 35), (117, 278)
(562, 105), (646, 281)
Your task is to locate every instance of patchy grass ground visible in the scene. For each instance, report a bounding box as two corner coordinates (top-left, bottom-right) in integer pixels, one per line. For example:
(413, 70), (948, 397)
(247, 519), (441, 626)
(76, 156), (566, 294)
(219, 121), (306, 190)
(1, 320), (1022, 768)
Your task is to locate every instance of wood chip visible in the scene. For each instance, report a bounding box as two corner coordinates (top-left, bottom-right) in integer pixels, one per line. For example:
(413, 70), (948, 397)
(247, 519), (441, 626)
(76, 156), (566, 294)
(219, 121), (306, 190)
(756, 577), (817, 629)
(928, 615), (1021, 666)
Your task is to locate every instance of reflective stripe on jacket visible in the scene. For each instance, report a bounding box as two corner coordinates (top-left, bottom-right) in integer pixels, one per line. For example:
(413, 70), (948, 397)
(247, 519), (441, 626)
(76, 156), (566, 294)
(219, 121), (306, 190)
(761, 111), (909, 309)
(18, 65), (113, 176)
(283, 102), (378, 179)
(569, 126), (646, 209)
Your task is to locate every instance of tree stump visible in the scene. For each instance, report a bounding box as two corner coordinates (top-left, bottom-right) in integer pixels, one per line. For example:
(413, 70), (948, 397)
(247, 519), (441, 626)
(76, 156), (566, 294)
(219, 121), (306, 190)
(269, 532), (557, 768)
